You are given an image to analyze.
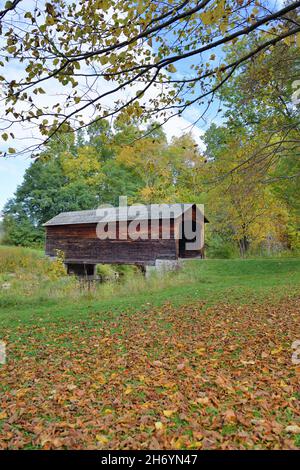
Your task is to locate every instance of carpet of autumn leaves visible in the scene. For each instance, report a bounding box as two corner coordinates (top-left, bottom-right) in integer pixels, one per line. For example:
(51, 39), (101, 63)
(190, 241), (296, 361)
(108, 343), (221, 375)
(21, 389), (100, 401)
(1, 296), (300, 450)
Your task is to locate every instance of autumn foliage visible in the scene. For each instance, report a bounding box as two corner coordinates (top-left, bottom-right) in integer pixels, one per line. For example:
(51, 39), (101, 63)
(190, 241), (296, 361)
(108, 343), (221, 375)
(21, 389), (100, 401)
(1, 295), (300, 449)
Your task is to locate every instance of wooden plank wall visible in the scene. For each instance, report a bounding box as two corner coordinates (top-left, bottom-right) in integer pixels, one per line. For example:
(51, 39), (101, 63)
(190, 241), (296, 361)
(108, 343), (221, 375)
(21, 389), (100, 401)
(46, 220), (177, 265)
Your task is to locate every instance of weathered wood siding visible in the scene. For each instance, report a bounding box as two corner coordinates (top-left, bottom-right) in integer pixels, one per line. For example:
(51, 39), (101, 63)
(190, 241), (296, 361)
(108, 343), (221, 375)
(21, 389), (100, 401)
(46, 220), (177, 265)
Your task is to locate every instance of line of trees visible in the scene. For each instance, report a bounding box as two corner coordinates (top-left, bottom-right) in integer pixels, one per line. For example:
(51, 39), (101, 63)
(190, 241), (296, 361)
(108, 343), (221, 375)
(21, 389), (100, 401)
(2, 114), (299, 256)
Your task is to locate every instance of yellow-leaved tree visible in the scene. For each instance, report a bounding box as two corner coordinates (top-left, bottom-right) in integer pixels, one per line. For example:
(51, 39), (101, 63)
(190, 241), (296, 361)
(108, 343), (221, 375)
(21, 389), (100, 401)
(60, 146), (103, 186)
(203, 127), (291, 256)
(117, 132), (206, 204)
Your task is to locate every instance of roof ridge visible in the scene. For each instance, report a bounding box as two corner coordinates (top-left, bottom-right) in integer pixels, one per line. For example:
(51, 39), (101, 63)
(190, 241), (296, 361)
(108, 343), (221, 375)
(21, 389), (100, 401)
(43, 203), (207, 226)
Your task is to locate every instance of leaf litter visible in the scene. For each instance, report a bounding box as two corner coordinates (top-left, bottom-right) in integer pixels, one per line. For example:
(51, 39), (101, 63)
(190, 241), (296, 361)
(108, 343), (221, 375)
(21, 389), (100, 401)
(0, 296), (300, 449)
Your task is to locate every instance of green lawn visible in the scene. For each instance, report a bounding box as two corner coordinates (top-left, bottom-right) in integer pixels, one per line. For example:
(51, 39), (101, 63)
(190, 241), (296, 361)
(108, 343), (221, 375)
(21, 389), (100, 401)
(1, 254), (300, 449)
(1, 255), (300, 327)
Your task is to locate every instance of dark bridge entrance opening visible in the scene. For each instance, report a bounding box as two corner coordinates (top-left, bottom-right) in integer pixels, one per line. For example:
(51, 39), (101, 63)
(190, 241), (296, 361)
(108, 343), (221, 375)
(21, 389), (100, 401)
(179, 220), (203, 258)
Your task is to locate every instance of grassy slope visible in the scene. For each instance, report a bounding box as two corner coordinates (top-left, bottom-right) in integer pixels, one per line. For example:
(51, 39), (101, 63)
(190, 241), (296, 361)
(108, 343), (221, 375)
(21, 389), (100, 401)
(1, 253), (300, 327)
(1, 250), (300, 449)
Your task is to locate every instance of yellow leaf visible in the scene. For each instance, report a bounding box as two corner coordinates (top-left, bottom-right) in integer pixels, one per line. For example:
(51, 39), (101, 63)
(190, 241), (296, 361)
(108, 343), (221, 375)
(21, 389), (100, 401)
(195, 347), (206, 356)
(96, 434), (109, 445)
(166, 64), (177, 73)
(271, 346), (283, 355)
(46, 16), (55, 26)
(124, 387), (133, 395)
(141, 402), (151, 409)
(155, 421), (164, 430)
(188, 441), (203, 449)
(283, 36), (292, 46)
(0, 411), (7, 420)
(97, 374), (106, 384)
(220, 20), (228, 34)
(172, 436), (186, 449)
(163, 409), (176, 418)
(200, 11), (213, 25)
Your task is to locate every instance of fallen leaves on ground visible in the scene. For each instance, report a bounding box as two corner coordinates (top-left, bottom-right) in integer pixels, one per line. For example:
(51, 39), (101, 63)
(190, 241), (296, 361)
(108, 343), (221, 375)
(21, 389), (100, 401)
(0, 296), (300, 450)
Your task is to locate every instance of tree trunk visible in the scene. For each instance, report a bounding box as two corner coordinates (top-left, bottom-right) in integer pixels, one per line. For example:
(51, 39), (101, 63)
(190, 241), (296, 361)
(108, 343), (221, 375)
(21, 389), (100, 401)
(239, 236), (249, 258)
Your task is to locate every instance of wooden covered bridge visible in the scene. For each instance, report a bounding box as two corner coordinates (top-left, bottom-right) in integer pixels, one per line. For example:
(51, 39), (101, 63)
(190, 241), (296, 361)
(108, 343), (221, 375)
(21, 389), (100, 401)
(44, 203), (208, 276)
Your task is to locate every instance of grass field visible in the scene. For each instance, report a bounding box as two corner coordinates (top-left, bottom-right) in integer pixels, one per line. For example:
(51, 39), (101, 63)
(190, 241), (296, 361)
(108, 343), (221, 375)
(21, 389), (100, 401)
(1, 245), (300, 326)
(1, 247), (300, 449)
